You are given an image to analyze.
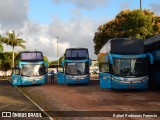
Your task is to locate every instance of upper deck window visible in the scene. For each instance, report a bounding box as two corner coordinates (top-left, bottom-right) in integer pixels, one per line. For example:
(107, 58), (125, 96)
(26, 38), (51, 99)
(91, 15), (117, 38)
(20, 52), (43, 61)
(65, 49), (89, 60)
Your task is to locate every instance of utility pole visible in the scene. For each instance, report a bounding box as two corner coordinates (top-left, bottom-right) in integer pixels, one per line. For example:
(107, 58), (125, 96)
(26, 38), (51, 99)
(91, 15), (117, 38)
(56, 37), (59, 58)
(140, 0), (142, 10)
(56, 37), (59, 68)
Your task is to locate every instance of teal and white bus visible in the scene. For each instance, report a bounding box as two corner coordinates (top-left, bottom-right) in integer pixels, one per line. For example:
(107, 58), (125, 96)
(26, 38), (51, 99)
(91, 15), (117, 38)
(12, 51), (48, 86)
(98, 38), (153, 89)
(57, 48), (91, 84)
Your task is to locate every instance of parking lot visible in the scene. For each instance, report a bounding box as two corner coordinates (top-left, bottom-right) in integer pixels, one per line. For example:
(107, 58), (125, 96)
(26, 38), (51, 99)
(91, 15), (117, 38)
(0, 76), (160, 120)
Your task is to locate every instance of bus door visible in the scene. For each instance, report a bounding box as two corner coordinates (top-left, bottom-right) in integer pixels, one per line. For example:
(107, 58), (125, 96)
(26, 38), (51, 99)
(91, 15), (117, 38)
(57, 66), (65, 84)
(12, 67), (21, 86)
(99, 63), (111, 88)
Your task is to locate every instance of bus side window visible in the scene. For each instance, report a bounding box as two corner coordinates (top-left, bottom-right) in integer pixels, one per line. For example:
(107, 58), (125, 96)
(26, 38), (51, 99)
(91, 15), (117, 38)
(99, 63), (110, 73)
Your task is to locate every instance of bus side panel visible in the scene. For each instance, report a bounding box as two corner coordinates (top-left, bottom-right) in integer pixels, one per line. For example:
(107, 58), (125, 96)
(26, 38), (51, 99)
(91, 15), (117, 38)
(99, 72), (111, 89)
(57, 72), (65, 84)
(155, 72), (160, 85)
(12, 74), (21, 86)
(150, 72), (160, 85)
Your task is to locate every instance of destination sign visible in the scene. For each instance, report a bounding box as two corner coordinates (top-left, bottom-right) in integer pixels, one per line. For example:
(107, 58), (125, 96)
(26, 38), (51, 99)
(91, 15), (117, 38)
(20, 52), (43, 60)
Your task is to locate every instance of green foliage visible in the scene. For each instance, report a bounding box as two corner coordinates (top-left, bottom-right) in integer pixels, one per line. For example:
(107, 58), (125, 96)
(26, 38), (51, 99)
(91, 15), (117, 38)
(50, 60), (58, 65)
(0, 43), (3, 53)
(93, 9), (160, 54)
(50, 56), (64, 66)
(14, 52), (20, 67)
(0, 30), (26, 67)
(0, 52), (18, 70)
(43, 56), (49, 64)
(59, 56), (64, 65)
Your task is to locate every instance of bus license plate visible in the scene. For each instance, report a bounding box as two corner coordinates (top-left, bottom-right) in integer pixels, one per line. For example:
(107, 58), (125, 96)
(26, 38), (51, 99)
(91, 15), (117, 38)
(128, 86), (134, 88)
(103, 76), (108, 79)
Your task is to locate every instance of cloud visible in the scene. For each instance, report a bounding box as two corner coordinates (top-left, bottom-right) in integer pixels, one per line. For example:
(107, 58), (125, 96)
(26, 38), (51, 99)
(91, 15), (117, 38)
(2, 20), (72, 61)
(52, 0), (110, 10)
(149, 3), (160, 15)
(18, 22), (61, 61)
(2, 16), (99, 61)
(0, 0), (28, 27)
(48, 17), (100, 60)
(0, 0), (103, 61)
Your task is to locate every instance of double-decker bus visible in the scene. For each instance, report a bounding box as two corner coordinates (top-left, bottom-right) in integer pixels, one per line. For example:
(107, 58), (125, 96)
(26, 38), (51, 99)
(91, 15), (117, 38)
(98, 38), (153, 89)
(57, 48), (91, 84)
(12, 51), (48, 86)
(144, 34), (160, 86)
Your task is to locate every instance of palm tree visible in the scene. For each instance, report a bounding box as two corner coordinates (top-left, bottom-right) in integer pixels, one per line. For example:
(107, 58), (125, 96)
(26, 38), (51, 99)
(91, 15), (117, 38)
(0, 30), (26, 67)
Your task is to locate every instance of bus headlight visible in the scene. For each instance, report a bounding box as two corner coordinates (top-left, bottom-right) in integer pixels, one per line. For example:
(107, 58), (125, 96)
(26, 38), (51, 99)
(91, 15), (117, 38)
(65, 75), (71, 79)
(35, 75), (45, 80)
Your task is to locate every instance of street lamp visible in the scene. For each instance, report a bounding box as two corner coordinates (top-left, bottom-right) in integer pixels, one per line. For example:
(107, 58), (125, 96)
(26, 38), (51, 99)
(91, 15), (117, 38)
(56, 37), (59, 57)
(140, 0), (142, 10)
(56, 37), (59, 68)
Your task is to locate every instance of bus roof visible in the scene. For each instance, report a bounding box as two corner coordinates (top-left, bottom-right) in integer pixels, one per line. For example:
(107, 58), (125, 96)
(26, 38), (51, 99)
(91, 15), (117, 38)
(20, 51), (43, 53)
(99, 38), (144, 55)
(144, 34), (160, 52)
(144, 34), (160, 45)
(66, 48), (88, 50)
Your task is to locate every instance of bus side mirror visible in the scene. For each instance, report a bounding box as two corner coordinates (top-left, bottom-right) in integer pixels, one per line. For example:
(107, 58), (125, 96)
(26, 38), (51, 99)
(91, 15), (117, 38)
(147, 53), (154, 64)
(109, 54), (113, 65)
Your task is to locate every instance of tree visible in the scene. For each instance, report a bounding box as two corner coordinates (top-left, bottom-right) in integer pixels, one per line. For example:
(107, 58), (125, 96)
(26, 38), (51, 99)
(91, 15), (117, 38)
(43, 56), (49, 64)
(49, 56), (64, 67)
(93, 9), (160, 54)
(0, 43), (3, 53)
(0, 52), (17, 70)
(59, 56), (64, 65)
(0, 30), (26, 67)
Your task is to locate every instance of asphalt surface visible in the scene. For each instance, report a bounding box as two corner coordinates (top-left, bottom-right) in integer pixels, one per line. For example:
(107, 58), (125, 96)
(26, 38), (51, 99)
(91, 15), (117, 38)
(0, 79), (51, 120)
(19, 76), (160, 120)
(1, 76), (160, 120)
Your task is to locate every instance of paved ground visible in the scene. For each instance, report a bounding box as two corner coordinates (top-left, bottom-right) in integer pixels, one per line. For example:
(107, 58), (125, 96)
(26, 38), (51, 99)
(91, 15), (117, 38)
(18, 76), (160, 120)
(0, 76), (160, 120)
(0, 79), (50, 120)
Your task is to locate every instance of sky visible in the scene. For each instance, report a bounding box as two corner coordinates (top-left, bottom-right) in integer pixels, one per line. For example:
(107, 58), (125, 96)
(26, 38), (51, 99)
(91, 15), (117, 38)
(0, 0), (160, 61)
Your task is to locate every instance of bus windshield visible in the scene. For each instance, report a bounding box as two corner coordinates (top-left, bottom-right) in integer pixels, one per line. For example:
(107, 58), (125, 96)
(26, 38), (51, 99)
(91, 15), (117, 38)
(112, 58), (147, 77)
(65, 62), (89, 75)
(21, 64), (45, 77)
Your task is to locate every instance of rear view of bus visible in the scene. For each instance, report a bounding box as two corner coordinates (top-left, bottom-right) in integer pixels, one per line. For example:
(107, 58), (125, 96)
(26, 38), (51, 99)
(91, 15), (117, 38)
(57, 48), (91, 84)
(12, 51), (48, 86)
